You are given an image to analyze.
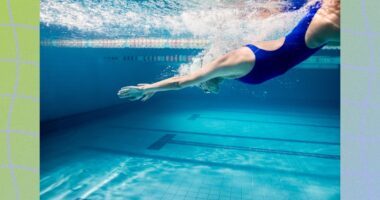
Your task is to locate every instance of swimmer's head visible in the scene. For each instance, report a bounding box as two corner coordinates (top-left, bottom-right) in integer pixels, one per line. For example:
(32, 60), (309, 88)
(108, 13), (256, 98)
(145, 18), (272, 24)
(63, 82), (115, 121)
(199, 77), (224, 94)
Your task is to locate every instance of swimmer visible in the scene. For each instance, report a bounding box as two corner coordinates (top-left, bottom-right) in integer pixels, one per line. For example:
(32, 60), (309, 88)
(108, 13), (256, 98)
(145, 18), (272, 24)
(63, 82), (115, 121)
(118, 0), (340, 101)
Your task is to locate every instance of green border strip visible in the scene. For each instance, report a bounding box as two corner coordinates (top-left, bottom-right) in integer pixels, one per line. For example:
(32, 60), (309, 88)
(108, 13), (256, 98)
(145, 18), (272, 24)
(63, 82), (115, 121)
(0, 0), (39, 199)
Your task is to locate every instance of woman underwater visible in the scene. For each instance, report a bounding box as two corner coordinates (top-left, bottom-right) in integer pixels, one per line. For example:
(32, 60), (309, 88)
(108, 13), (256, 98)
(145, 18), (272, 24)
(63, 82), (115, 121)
(118, 0), (340, 101)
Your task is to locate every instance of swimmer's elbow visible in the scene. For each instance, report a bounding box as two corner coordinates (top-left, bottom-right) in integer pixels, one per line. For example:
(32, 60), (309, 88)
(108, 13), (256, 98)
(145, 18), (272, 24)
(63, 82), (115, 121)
(177, 75), (202, 89)
(174, 81), (185, 89)
(173, 77), (189, 89)
(176, 79), (191, 89)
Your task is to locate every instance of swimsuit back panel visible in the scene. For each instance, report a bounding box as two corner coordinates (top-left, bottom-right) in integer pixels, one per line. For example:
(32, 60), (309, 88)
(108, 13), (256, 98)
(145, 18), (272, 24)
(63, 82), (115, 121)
(238, 1), (324, 84)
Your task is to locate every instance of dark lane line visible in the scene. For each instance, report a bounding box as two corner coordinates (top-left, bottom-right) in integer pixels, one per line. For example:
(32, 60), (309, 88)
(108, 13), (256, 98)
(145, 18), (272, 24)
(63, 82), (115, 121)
(193, 115), (340, 129)
(82, 146), (340, 181)
(147, 134), (176, 150)
(204, 108), (340, 119)
(169, 139), (340, 160)
(112, 126), (340, 146)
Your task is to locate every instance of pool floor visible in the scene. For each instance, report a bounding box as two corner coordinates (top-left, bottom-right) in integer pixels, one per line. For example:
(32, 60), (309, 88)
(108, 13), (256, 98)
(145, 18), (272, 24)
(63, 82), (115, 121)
(41, 101), (340, 200)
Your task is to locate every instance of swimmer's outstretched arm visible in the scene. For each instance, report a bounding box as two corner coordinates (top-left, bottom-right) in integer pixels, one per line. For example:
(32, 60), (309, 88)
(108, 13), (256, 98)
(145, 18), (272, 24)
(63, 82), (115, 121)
(117, 62), (222, 101)
(118, 48), (254, 101)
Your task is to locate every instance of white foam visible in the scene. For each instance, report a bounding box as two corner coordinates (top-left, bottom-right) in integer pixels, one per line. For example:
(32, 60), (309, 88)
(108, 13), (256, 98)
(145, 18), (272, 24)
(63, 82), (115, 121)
(41, 0), (309, 76)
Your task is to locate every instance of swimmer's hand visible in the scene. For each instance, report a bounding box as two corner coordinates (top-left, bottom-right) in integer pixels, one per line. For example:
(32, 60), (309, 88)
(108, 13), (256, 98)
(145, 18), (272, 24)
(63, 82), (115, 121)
(118, 84), (155, 101)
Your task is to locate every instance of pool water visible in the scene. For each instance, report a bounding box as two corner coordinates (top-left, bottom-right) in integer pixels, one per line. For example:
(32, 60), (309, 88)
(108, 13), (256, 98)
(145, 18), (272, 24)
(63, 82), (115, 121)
(41, 100), (339, 200)
(40, 0), (340, 199)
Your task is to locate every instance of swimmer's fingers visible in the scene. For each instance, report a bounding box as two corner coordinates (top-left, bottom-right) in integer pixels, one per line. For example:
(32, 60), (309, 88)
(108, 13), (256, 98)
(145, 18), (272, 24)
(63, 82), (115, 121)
(117, 90), (127, 98)
(141, 92), (155, 102)
(121, 91), (143, 101)
(118, 93), (134, 99)
(121, 84), (148, 89)
(118, 86), (146, 101)
(118, 87), (129, 96)
(117, 88), (131, 98)
(120, 92), (139, 99)
(127, 95), (143, 101)
(120, 85), (139, 92)
(118, 86), (140, 95)
(119, 86), (144, 95)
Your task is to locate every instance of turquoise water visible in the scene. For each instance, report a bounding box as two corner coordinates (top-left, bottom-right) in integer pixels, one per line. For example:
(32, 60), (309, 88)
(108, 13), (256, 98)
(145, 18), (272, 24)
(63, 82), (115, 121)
(40, 0), (340, 199)
(41, 100), (339, 200)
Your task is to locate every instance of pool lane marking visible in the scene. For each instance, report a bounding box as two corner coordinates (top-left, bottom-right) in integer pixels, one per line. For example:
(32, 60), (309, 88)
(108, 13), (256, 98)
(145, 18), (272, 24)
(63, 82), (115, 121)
(202, 108), (339, 120)
(169, 139), (340, 160)
(114, 126), (340, 146)
(83, 146), (340, 180)
(147, 134), (176, 150)
(188, 114), (340, 129)
(147, 134), (340, 160)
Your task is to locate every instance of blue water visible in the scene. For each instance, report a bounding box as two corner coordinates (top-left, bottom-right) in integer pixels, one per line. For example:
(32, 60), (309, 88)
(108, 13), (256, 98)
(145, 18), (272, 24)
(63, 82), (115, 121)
(40, 0), (340, 199)
(41, 100), (339, 199)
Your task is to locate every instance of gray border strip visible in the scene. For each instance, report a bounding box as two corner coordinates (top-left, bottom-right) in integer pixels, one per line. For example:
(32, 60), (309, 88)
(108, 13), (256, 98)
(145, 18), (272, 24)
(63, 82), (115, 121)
(0, 58), (39, 66)
(0, 94), (39, 102)
(0, 164), (38, 174)
(0, 129), (39, 137)
(0, 23), (39, 30)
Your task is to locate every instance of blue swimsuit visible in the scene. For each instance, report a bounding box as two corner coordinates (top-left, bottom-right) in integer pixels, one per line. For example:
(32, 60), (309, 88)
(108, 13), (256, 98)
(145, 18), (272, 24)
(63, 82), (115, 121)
(238, 1), (324, 84)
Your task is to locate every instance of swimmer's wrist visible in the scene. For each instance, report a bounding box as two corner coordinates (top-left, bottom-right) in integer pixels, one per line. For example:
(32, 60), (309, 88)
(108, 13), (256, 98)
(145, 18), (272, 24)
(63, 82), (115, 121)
(142, 84), (155, 93)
